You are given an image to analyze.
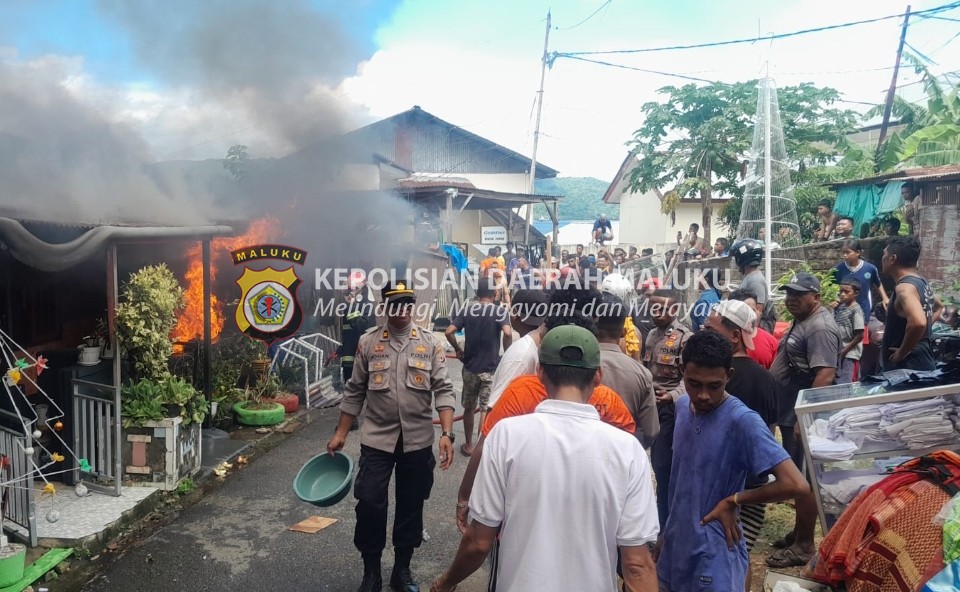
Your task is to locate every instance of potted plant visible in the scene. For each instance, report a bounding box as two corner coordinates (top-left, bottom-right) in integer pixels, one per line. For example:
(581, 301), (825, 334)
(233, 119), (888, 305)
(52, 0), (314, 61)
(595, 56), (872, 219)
(261, 373), (299, 414)
(121, 376), (209, 428)
(121, 379), (165, 428)
(78, 335), (102, 365)
(233, 373), (285, 426)
(121, 375), (204, 491)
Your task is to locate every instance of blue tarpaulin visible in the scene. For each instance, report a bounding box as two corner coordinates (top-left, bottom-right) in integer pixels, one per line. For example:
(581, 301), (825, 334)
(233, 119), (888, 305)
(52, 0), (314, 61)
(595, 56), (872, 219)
(440, 244), (468, 272)
(834, 180), (905, 232)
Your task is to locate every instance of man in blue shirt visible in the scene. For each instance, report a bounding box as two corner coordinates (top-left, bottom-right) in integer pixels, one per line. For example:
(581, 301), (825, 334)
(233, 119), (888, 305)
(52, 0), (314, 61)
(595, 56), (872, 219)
(656, 331), (808, 592)
(593, 213), (613, 245)
(690, 269), (722, 332)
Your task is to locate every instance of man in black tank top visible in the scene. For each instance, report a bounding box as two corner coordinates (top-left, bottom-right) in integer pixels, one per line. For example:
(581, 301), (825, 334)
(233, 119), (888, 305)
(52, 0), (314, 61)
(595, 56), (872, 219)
(881, 237), (944, 371)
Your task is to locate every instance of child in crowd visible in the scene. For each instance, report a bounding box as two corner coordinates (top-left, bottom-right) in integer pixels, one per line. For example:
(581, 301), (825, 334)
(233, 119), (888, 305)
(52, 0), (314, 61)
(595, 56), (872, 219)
(833, 240), (888, 324)
(835, 278), (866, 383)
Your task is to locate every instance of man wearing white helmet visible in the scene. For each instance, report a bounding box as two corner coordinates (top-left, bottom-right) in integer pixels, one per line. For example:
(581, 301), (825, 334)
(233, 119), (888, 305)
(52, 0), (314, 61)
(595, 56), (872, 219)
(593, 213), (614, 246)
(603, 274), (643, 362)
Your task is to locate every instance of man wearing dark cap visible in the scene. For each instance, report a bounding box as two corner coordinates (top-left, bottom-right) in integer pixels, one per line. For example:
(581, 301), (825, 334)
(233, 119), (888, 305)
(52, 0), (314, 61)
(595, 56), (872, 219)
(328, 280), (457, 592)
(766, 271), (841, 569)
(433, 326), (659, 592)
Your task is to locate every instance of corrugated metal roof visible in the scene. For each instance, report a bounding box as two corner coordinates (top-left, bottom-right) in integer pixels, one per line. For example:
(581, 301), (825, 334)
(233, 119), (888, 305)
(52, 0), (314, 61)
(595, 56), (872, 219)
(347, 106), (560, 178)
(396, 185), (559, 210)
(829, 164), (960, 188)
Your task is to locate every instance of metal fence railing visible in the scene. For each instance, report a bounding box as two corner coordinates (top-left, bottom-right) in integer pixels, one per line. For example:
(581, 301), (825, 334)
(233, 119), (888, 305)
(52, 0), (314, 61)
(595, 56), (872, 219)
(72, 379), (121, 497)
(0, 417), (36, 546)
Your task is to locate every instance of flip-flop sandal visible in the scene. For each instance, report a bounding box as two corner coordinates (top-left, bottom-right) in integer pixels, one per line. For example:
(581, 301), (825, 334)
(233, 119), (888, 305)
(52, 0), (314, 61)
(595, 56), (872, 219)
(460, 444), (473, 457)
(766, 547), (813, 568)
(771, 531), (796, 549)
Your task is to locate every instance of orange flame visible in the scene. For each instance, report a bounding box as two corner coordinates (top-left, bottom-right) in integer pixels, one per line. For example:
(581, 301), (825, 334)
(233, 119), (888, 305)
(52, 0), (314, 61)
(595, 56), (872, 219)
(171, 217), (282, 351)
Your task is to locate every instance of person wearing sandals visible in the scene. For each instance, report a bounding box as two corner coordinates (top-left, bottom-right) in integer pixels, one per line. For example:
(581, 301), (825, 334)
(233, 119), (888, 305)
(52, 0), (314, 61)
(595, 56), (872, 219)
(445, 278), (512, 457)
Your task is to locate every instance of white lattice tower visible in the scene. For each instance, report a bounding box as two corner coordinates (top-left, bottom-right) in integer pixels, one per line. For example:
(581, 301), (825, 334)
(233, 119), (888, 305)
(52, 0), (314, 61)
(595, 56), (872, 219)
(735, 78), (805, 288)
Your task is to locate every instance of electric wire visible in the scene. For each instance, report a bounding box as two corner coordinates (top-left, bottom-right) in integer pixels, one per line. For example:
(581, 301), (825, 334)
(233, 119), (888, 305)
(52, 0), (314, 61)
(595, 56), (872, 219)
(556, 0), (613, 31)
(554, 1), (960, 57)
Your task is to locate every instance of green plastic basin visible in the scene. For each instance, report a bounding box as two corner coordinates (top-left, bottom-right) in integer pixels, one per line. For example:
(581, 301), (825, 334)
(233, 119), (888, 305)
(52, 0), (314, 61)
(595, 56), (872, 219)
(293, 452), (354, 507)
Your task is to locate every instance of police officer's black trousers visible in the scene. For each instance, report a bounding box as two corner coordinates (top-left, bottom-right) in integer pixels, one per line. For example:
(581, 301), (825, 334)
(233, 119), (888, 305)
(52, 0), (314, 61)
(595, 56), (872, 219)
(353, 439), (436, 557)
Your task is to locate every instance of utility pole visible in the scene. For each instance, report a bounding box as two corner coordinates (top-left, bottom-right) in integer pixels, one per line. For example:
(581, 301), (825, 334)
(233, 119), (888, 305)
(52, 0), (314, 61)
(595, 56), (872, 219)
(878, 5), (911, 151)
(525, 10), (551, 247)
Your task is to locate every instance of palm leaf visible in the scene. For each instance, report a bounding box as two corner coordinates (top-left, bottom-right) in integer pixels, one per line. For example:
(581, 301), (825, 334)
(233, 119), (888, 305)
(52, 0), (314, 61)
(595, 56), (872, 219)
(896, 124), (960, 163)
(910, 141), (960, 167)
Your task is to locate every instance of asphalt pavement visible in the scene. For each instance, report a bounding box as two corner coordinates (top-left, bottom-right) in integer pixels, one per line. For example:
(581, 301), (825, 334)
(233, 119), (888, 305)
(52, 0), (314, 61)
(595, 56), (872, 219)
(79, 357), (490, 592)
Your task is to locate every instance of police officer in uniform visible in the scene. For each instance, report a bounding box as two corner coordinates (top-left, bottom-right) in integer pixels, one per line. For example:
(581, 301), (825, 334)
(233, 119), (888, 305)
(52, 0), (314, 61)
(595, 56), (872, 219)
(327, 280), (456, 592)
(642, 289), (691, 529)
(339, 271), (375, 429)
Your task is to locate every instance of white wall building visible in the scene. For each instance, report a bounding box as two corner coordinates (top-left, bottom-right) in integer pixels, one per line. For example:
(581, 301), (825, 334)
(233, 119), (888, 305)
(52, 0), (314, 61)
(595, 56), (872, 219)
(602, 154), (730, 250)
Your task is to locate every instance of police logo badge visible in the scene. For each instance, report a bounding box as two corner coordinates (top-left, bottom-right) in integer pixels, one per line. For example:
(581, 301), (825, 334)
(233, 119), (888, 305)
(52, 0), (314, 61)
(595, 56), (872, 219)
(232, 244), (307, 345)
(235, 266), (304, 343)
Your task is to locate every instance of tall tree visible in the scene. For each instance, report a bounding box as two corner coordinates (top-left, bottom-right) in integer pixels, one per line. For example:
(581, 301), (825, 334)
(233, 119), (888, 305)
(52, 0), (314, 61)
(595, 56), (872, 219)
(627, 81), (858, 244)
(223, 144), (250, 183)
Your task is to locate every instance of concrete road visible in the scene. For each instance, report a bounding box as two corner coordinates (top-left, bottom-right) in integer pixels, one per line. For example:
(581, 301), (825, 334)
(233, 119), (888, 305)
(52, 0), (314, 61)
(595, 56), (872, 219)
(80, 357), (491, 592)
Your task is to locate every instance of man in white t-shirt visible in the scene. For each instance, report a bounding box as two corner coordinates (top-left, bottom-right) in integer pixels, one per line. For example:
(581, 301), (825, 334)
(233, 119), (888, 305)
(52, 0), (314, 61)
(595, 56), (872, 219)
(430, 326), (659, 592)
(484, 289), (550, 410)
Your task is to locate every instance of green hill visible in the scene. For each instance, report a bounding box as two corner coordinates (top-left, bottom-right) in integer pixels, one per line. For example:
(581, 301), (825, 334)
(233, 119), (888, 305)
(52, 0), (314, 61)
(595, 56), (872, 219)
(534, 177), (617, 220)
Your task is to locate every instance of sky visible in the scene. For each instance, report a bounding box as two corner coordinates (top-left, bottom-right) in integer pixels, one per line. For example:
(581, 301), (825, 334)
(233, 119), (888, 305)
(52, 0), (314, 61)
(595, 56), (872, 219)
(2, 0), (960, 185)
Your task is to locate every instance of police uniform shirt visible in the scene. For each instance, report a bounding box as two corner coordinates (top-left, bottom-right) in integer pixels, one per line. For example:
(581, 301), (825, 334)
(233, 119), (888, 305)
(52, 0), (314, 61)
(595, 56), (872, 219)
(643, 319), (691, 402)
(340, 322), (456, 453)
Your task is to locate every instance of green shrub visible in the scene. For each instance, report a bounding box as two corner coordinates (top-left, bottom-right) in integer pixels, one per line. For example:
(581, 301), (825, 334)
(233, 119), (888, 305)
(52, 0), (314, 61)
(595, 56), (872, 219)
(122, 375), (209, 427)
(776, 264), (840, 322)
(115, 264), (183, 381)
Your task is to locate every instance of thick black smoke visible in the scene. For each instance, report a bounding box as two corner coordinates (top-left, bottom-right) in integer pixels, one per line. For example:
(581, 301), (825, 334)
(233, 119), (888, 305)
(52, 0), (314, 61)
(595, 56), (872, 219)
(95, 0), (391, 150)
(0, 58), (210, 225)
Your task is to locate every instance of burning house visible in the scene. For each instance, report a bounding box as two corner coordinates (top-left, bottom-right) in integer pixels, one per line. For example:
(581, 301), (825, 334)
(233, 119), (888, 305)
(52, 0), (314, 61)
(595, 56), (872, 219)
(0, 210), (237, 544)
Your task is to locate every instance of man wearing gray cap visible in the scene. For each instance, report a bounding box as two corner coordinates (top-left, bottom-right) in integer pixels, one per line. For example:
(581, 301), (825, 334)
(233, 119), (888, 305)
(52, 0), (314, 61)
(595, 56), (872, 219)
(766, 271), (841, 569)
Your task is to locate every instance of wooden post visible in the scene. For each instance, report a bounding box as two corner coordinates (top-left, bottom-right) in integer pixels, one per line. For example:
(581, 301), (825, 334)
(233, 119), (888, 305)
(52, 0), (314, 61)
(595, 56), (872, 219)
(552, 200), (559, 246)
(107, 243), (122, 496)
(545, 236), (553, 273)
(878, 5), (911, 150)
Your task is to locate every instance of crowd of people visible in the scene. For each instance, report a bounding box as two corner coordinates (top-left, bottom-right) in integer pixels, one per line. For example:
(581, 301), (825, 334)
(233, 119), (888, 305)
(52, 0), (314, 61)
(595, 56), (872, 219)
(323, 232), (945, 592)
(659, 190), (916, 270)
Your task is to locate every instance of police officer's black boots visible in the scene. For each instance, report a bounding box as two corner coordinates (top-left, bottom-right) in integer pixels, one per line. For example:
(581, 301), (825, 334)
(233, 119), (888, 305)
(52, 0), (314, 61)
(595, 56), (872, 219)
(358, 554), (382, 592)
(390, 548), (419, 592)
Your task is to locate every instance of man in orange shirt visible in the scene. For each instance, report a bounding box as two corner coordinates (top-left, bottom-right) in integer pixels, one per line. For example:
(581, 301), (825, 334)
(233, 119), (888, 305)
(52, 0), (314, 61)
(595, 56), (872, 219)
(483, 375), (635, 437)
(455, 373), (635, 533)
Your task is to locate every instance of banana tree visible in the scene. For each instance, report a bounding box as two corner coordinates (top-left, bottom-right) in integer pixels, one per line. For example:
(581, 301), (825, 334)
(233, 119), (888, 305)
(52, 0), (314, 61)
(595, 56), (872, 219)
(875, 54), (960, 171)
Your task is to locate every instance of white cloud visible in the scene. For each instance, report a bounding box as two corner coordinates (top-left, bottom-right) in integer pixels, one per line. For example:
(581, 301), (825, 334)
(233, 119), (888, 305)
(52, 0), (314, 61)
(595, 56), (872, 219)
(340, 0), (960, 180)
